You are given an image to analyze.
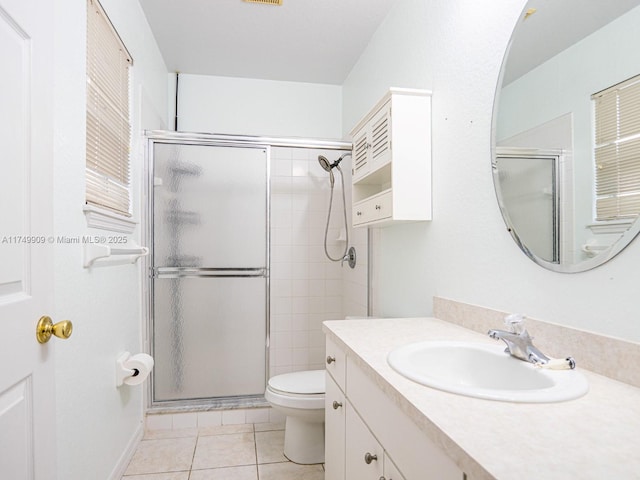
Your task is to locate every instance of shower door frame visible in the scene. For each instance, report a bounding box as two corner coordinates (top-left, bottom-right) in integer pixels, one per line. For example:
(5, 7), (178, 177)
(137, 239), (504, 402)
(143, 130), (352, 410)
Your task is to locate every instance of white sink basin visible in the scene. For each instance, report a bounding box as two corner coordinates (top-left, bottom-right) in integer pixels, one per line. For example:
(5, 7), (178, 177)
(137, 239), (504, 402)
(387, 341), (588, 403)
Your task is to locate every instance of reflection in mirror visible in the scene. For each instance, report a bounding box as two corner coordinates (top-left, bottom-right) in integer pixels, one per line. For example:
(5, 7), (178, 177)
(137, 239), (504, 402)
(492, 0), (640, 272)
(494, 149), (560, 263)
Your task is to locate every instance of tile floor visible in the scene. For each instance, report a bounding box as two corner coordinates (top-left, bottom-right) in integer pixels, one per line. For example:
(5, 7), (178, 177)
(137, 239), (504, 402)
(122, 423), (325, 480)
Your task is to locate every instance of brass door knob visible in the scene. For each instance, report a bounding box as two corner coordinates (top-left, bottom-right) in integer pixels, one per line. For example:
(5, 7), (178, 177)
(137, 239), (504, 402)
(36, 316), (73, 344)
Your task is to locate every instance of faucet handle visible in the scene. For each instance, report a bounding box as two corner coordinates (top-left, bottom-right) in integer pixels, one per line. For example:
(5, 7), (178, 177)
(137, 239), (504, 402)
(504, 313), (526, 334)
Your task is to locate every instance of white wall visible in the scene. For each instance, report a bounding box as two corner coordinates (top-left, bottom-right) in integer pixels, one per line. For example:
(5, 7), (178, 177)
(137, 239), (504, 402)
(343, 0), (640, 342)
(176, 74), (343, 139)
(53, 0), (167, 479)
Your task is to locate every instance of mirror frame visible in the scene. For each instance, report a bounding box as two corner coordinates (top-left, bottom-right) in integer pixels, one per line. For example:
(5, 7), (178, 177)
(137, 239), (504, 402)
(490, 2), (640, 273)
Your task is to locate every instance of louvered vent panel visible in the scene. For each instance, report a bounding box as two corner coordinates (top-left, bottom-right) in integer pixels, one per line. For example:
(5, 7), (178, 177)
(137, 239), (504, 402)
(371, 114), (390, 161)
(354, 132), (369, 174)
(244, 0), (282, 5)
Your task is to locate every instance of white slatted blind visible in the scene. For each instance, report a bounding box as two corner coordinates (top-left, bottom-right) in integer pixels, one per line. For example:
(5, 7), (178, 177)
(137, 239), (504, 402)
(86, 0), (132, 216)
(593, 74), (640, 221)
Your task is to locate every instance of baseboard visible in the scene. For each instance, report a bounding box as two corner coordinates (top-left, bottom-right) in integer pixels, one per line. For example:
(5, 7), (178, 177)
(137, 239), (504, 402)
(108, 421), (144, 480)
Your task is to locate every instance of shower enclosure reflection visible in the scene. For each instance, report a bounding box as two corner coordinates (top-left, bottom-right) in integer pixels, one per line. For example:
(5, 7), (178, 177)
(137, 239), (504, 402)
(494, 149), (560, 264)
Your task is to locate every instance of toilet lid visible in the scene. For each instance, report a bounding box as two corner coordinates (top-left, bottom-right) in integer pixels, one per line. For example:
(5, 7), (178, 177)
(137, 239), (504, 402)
(268, 370), (325, 395)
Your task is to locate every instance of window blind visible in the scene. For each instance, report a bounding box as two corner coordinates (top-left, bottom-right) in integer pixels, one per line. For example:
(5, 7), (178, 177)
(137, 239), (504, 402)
(593, 74), (640, 221)
(86, 0), (132, 216)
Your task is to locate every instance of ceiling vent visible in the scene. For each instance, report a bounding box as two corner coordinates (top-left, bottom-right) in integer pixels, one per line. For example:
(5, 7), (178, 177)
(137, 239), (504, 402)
(244, 0), (282, 5)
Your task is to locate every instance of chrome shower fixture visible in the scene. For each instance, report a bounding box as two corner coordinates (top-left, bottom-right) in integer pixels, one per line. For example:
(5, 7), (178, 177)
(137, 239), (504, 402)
(318, 155), (332, 171)
(318, 155), (335, 187)
(318, 153), (355, 267)
(318, 154), (345, 187)
(318, 154), (345, 170)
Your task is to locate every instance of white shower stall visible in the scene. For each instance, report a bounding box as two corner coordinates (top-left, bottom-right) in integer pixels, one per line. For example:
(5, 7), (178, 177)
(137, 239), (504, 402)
(145, 131), (367, 409)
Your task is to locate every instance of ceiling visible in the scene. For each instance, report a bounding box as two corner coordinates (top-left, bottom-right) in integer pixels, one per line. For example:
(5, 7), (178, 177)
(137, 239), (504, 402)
(139, 0), (399, 85)
(139, 0), (640, 87)
(502, 0), (640, 85)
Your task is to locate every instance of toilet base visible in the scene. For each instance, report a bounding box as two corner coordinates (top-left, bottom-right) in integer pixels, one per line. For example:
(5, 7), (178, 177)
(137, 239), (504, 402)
(283, 415), (325, 464)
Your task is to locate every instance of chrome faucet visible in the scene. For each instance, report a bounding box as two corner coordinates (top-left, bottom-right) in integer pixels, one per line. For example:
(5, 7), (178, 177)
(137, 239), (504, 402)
(488, 314), (576, 369)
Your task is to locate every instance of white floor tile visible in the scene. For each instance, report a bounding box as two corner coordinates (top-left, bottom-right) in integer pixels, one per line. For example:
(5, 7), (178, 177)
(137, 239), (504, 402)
(191, 432), (256, 470)
(122, 473), (189, 480)
(124, 437), (196, 476)
(256, 430), (287, 464)
(253, 421), (285, 432)
(189, 465), (258, 480)
(198, 423), (253, 437)
(143, 428), (197, 441)
(258, 462), (324, 480)
(125, 422), (323, 480)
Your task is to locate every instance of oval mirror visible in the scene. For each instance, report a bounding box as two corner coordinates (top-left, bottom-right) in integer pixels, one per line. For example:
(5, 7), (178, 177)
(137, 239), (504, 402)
(492, 0), (640, 272)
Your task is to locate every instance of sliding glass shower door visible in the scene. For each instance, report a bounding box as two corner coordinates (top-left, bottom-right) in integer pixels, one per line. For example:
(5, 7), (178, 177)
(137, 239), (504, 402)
(151, 141), (269, 403)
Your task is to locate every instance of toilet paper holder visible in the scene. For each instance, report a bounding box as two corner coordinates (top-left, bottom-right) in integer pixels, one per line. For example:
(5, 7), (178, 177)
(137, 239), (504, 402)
(116, 351), (153, 387)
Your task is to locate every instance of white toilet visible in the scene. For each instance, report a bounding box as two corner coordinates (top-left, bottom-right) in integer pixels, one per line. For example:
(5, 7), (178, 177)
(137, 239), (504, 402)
(264, 369), (325, 464)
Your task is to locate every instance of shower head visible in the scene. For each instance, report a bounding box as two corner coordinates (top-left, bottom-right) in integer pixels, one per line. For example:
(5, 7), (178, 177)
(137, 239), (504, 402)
(318, 155), (332, 172)
(318, 154), (346, 171)
(318, 155), (335, 187)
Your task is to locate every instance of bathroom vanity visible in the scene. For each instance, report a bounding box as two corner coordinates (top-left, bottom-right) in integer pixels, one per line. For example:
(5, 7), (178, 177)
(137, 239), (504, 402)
(325, 334), (462, 480)
(323, 317), (640, 480)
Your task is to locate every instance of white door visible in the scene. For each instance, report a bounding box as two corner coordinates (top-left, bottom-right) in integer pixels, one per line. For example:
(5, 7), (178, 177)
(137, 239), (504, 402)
(0, 0), (57, 479)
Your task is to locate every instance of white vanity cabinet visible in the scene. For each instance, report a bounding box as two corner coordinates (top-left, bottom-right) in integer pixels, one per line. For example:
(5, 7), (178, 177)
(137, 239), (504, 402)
(384, 453), (406, 480)
(345, 405), (385, 479)
(325, 337), (463, 480)
(325, 373), (346, 480)
(350, 88), (432, 227)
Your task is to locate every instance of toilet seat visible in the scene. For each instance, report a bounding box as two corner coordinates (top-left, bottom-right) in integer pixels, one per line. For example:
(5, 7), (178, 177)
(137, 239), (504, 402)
(268, 370), (325, 395)
(265, 370), (325, 410)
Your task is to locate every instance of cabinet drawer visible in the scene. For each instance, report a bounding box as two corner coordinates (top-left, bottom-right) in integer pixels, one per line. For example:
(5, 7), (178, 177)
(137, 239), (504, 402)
(326, 337), (346, 391)
(353, 190), (393, 226)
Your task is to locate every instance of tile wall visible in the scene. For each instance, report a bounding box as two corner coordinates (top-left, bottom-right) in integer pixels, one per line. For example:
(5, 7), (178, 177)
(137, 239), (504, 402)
(269, 147), (368, 377)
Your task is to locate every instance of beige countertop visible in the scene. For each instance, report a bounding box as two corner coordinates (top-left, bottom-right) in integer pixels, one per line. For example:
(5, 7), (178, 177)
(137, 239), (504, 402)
(323, 317), (640, 480)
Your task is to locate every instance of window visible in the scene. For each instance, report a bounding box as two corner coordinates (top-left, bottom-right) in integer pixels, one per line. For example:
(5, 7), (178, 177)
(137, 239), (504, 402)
(592, 74), (640, 221)
(86, 0), (132, 217)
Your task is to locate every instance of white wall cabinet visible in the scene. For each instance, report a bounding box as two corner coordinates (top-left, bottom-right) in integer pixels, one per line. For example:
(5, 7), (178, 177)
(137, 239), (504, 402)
(325, 338), (463, 480)
(350, 88), (432, 227)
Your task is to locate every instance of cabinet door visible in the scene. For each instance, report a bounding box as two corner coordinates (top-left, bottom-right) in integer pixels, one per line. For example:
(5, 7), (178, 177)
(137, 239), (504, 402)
(347, 358), (463, 480)
(384, 452), (406, 480)
(325, 374), (346, 480)
(346, 405), (384, 479)
(352, 127), (370, 181)
(369, 103), (392, 171)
